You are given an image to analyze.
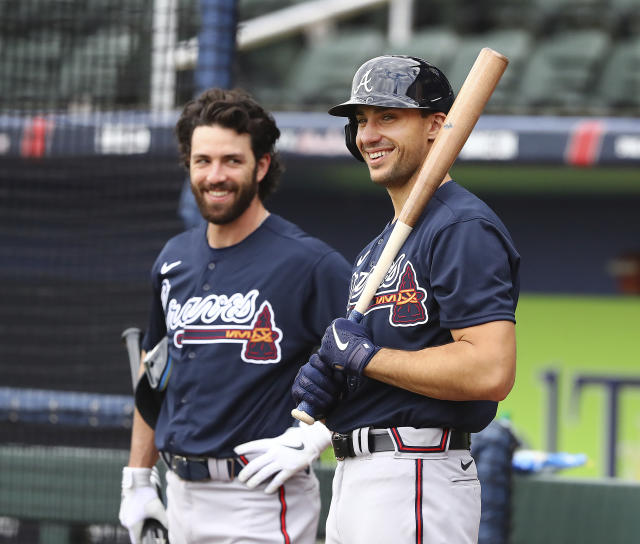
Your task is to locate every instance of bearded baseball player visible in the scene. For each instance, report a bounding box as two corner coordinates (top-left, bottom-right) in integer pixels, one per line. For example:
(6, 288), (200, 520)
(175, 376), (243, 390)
(118, 88), (351, 544)
(292, 55), (521, 544)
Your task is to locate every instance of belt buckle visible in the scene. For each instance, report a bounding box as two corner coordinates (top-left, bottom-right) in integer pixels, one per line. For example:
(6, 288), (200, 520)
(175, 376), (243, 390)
(331, 432), (351, 460)
(171, 454), (188, 472)
(171, 454), (210, 481)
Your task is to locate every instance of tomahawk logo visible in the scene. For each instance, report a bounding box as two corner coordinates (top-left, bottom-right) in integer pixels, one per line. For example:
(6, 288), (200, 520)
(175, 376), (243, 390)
(351, 261), (428, 326)
(173, 301), (283, 364)
(354, 68), (374, 93)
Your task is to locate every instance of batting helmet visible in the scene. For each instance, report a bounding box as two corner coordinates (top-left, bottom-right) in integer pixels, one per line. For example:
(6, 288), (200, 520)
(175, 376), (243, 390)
(328, 55), (455, 161)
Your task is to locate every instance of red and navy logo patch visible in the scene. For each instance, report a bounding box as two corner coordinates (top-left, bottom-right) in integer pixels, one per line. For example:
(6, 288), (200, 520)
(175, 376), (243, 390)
(354, 261), (428, 326)
(173, 301), (282, 363)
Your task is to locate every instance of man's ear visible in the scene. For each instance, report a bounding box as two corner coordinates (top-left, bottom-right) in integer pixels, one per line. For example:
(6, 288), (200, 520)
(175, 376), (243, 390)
(255, 153), (271, 183)
(427, 112), (447, 141)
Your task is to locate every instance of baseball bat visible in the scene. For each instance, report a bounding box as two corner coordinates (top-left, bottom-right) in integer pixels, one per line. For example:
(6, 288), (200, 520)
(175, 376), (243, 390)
(122, 327), (143, 388)
(121, 327), (170, 543)
(292, 48), (509, 425)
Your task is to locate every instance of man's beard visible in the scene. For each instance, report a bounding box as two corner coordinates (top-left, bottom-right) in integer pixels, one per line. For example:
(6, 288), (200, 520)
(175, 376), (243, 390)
(191, 168), (260, 225)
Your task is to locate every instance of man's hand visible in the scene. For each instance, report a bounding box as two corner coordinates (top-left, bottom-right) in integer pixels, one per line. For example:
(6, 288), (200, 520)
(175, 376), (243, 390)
(234, 422), (332, 494)
(318, 318), (380, 376)
(291, 353), (345, 419)
(119, 467), (168, 544)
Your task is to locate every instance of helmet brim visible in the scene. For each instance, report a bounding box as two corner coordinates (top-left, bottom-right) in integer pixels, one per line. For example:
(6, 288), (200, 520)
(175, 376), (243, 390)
(328, 93), (425, 117)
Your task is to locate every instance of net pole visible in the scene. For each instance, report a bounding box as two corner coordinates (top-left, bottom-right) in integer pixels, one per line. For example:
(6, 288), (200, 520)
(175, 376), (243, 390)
(195, 0), (238, 93)
(151, 0), (178, 112)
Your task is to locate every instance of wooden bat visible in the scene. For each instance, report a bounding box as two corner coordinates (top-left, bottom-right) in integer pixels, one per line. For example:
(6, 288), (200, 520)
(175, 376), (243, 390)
(292, 48), (509, 425)
(120, 326), (170, 541)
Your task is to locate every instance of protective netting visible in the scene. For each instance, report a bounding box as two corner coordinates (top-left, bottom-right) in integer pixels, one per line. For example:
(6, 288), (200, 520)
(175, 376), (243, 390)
(0, 3), (202, 539)
(0, 0), (200, 113)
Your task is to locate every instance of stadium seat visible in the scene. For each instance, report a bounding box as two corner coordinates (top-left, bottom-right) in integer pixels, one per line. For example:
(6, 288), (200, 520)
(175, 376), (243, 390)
(58, 29), (141, 108)
(609, 0), (640, 35)
(510, 28), (611, 113)
(238, 0), (304, 20)
(387, 26), (460, 74)
(235, 35), (306, 107)
(591, 37), (640, 112)
(279, 29), (387, 109)
(0, 33), (64, 107)
(481, 0), (537, 30)
(444, 29), (532, 111)
(528, 0), (611, 33)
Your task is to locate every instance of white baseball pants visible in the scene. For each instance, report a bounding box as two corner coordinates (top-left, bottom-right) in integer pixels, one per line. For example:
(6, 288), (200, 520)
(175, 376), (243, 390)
(165, 468), (321, 543)
(325, 449), (481, 544)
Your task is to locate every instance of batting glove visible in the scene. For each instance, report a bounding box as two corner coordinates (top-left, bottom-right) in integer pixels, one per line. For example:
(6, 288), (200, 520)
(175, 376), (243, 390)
(291, 353), (345, 419)
(234, 422), (332, 494)
(119, 466), (168, 544)
(318, 318), (381, 377)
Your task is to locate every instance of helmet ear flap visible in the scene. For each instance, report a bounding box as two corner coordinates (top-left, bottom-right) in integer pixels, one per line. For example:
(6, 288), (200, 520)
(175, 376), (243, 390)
(344, 119), (364, 162)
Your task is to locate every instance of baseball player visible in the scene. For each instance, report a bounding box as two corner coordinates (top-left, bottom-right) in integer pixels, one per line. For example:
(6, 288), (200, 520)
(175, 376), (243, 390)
(118, 88), (351, 544)
(292, 55), (521, 544)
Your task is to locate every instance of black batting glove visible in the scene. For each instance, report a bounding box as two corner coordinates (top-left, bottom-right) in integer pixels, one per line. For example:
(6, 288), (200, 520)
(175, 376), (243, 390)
(318, 318), (381, 377)
(292, 354), (345, 419)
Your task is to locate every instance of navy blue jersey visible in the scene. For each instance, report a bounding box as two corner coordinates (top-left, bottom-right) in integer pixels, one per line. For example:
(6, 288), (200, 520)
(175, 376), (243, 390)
(142, 214), (351, 457)
(326, 181), (520, 434)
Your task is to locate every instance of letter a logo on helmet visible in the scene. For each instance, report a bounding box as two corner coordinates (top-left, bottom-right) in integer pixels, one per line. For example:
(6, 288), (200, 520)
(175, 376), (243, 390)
(355, 69), (374, 93)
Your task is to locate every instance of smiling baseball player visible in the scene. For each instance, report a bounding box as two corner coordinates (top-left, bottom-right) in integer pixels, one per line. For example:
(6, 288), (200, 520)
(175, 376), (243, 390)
(292, 55), (521, 544)
(118, 88), (351, 544)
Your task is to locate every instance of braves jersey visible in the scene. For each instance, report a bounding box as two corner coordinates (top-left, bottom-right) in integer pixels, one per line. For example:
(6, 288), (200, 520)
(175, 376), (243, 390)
(142, 214), (351, 457)
(326, 181), (520, 434)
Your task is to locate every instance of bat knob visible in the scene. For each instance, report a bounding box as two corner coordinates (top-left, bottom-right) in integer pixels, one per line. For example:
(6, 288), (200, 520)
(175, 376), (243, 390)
(291, 401), (316, 425)
(348, 310), (364, 323)
(121, 327), (141, 342)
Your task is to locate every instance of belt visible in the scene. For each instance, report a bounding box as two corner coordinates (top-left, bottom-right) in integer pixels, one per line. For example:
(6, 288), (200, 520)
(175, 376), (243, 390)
(331, 428), (471, 460)
(161, 452), (245, 482)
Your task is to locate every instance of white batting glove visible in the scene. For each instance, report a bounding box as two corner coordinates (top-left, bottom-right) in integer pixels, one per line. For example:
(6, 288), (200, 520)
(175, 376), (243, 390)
(119, 467), (168, 544)
(234, 421), (331, 494)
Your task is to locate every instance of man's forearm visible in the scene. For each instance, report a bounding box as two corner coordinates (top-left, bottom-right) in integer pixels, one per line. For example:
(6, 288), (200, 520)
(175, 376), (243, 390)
(128, 409), (160, 467)
(364, 320), (516, 402)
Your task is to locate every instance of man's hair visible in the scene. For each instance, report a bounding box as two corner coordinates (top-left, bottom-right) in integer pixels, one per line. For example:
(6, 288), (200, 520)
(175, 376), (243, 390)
(175, 88), (283, 201)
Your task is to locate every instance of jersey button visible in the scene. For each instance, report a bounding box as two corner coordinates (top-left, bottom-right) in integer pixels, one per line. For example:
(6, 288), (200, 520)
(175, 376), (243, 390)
(202, 283), (210, 291)
(208, 262), (216, 270)
(188, 352), (196, 359)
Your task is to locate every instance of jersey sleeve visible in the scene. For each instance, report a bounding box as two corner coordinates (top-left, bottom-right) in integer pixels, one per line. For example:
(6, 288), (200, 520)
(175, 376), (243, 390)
(141, 259), (168, 352)
(304, 250), (352, 339)
(429, 218), (520, 329)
